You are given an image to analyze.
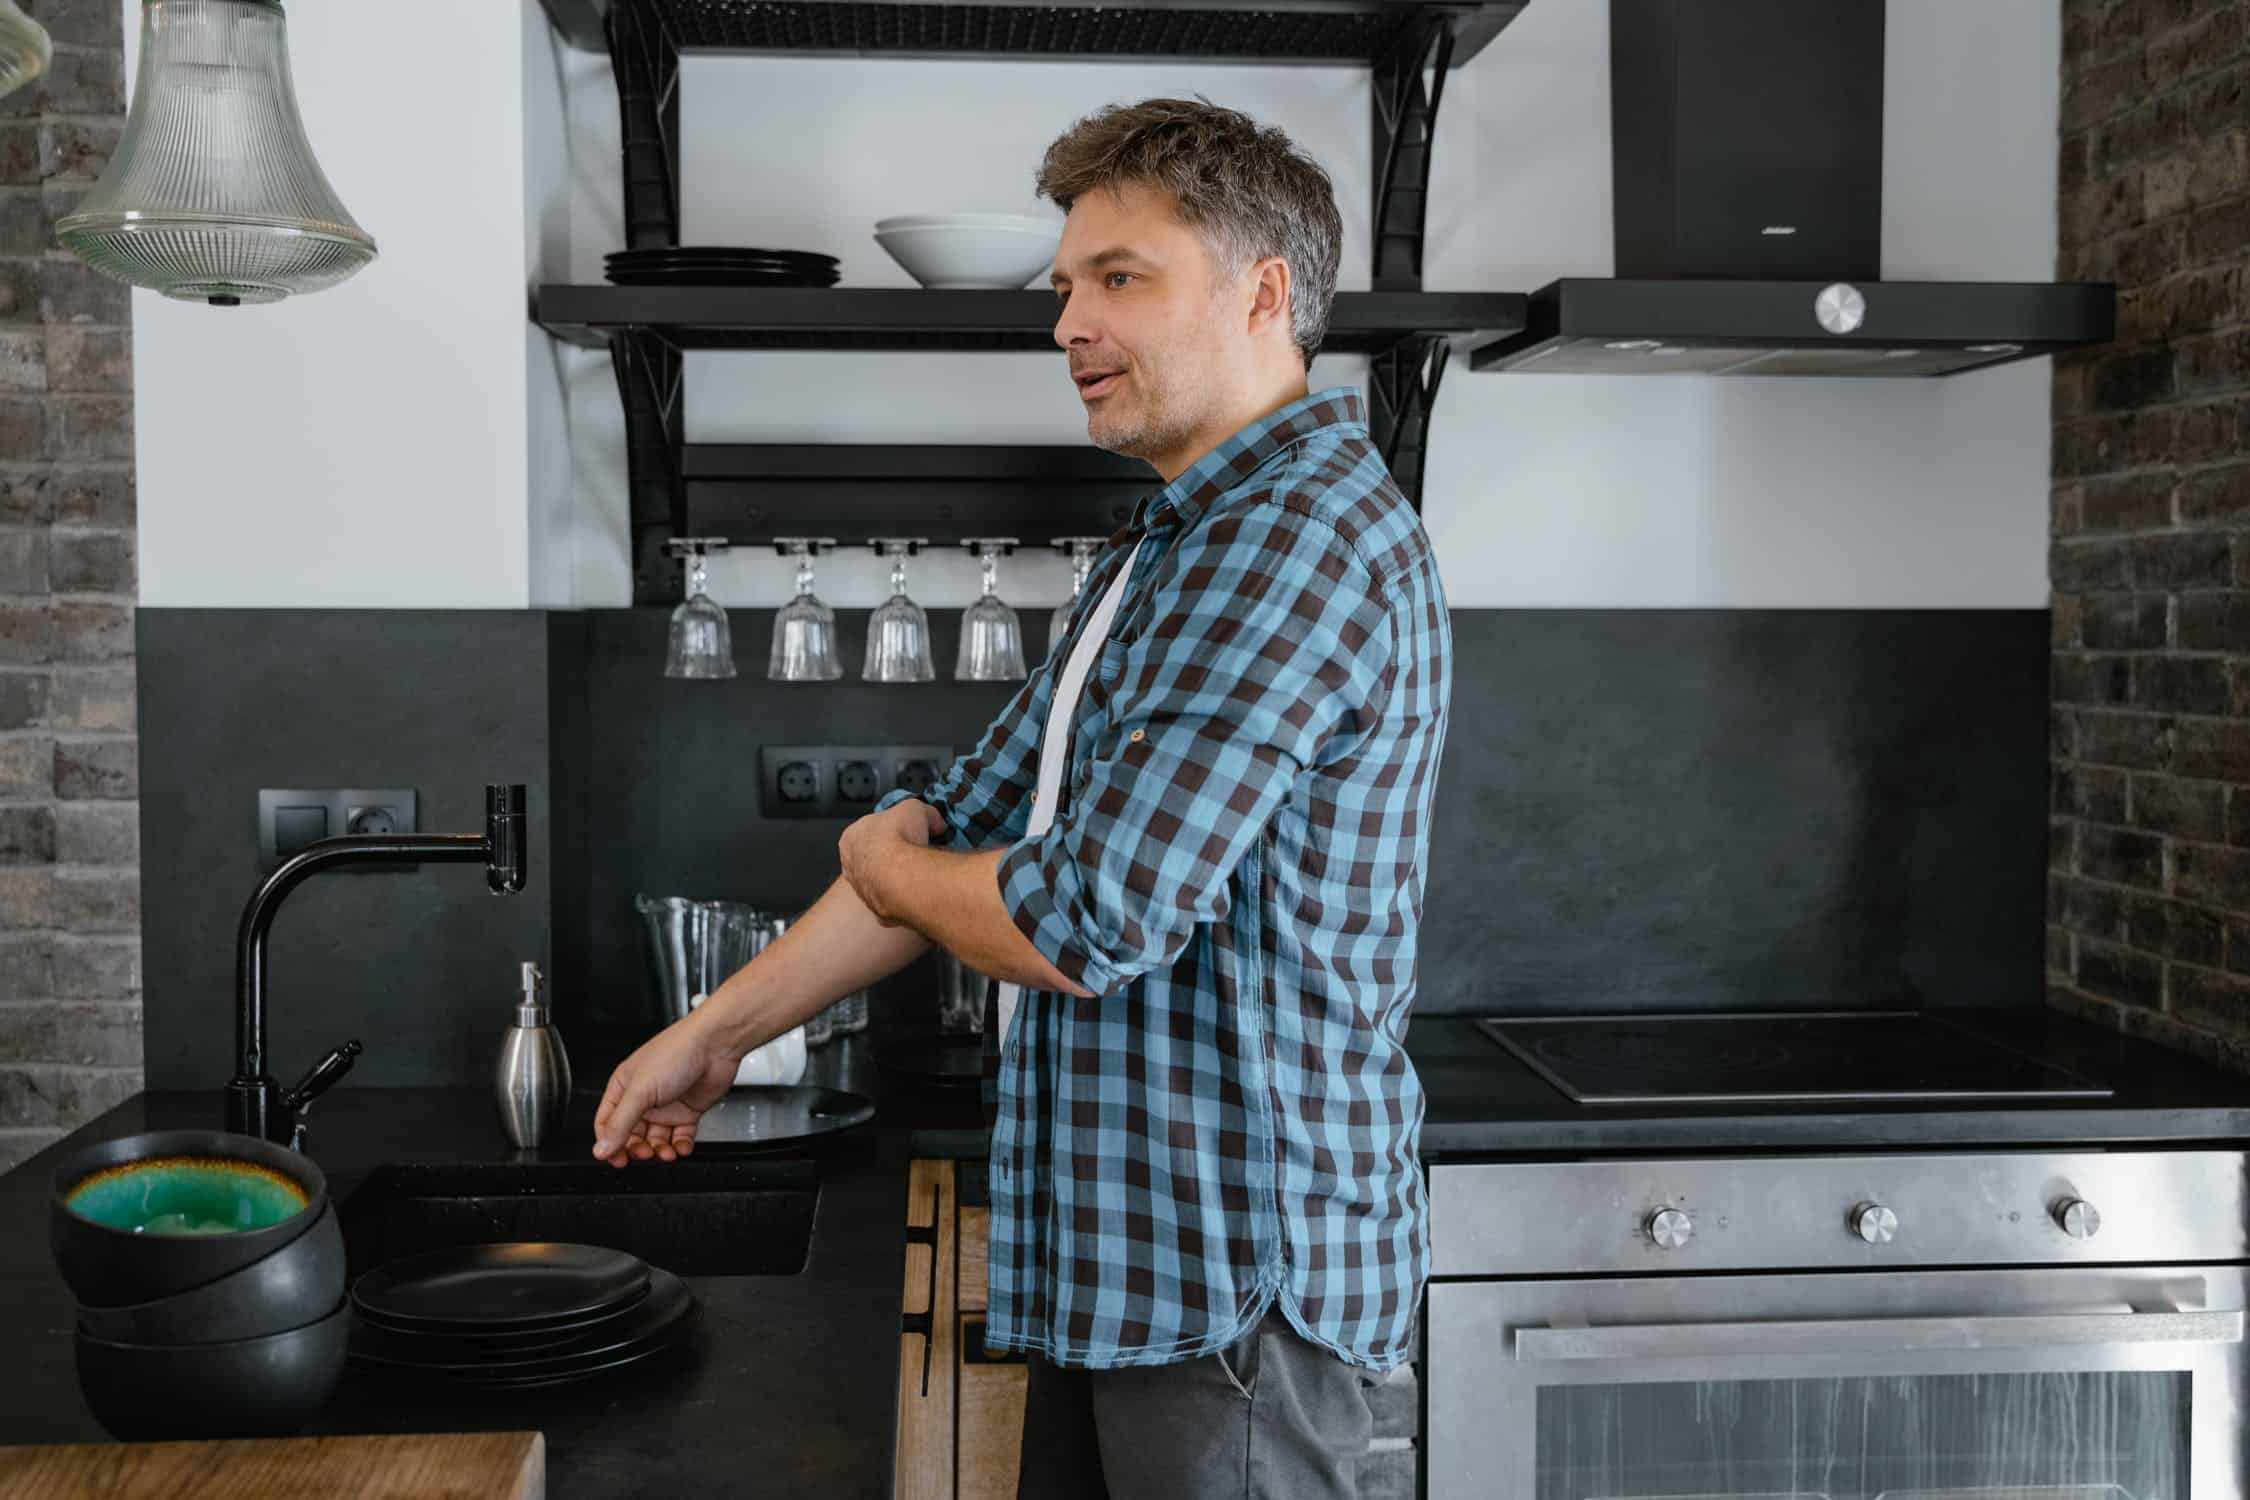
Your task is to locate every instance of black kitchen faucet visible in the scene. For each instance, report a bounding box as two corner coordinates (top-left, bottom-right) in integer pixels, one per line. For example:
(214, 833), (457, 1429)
(223, 783), (529, 1148)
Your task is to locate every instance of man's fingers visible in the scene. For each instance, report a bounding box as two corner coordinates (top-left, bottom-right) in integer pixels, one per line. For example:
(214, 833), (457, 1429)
(591, 1073), (652, 1159)
(922, 805), (948, 840)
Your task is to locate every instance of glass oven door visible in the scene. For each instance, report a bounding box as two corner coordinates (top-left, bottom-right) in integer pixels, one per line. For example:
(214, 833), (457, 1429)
(1426, 1265), (2247, 1500)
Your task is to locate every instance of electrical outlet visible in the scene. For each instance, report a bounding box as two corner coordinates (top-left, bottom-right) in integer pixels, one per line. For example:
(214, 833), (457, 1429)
(759, 745), (955, 818)
(761, 748), (827, 817)
(836, 759), (882, 805)
(257, 788), (417, 872)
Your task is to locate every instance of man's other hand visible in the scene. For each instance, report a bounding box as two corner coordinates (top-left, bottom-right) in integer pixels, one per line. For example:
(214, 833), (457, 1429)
(839, 798), (946, 926)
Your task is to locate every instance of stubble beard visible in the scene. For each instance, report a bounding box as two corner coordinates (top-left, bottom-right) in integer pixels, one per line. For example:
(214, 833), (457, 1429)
(1086, 366), (1191, 465)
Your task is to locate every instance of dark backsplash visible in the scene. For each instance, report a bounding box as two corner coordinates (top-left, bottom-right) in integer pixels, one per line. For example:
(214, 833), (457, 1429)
(138, 606), (2048, 1091)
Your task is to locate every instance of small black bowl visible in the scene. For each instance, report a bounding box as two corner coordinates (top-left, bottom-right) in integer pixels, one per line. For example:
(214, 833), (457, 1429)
(74, 1300), (351, 1441)
(74, 1200), (345, 1344)
(51, 1129), (329, 1307)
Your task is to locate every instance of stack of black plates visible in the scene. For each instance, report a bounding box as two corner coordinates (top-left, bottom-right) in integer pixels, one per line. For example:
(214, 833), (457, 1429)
(604, 246), (840, 287)
(346, 1242), (694, 1390)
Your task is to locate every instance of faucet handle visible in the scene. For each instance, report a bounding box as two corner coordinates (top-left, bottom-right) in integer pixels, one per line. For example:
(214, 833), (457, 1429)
(280, 1037), (363, 1112)
(486, 784), (527, 894)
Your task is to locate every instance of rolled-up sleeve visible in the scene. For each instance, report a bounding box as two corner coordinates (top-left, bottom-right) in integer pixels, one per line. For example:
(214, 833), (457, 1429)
(996, 502), (1393, 997)
(873, 654), (1057, 852)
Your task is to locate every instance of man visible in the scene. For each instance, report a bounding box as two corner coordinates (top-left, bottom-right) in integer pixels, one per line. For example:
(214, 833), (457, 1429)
(591, 97), (1451, 1499)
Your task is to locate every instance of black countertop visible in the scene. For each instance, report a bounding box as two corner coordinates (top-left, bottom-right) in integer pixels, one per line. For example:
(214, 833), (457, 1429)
(0, 1038), (917, 1497)
(4, 1008), (2248, 1489)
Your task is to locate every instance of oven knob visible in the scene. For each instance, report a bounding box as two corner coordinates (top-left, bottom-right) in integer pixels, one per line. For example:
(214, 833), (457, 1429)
(1851, 1203), (1899, 1245)
(1645, 1207), (1694, 1250)
(2055, 1198), (2102, 1240)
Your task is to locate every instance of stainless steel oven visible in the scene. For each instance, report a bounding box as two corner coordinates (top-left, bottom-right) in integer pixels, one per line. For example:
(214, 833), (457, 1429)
(1426, 1150), (2249, 1500)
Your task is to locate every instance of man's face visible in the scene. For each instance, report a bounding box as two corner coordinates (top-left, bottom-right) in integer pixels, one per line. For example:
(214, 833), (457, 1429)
(1049, 180), (1239, 466)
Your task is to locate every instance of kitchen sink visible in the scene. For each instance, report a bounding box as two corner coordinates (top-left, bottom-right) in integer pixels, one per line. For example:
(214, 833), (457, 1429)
(334, 1156), (820, 1279)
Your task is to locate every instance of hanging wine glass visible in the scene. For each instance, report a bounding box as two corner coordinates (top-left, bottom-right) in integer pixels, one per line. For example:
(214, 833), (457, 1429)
(664, 540), (735, 680)
(957, 539), (1027, 682)
(768, 537), (843, 682)
(863, 539), (935, 683)
(1047, 536), (1106, 657)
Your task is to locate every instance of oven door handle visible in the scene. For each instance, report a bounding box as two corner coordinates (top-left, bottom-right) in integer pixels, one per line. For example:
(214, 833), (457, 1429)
(1516, 1307), (2246, 1362)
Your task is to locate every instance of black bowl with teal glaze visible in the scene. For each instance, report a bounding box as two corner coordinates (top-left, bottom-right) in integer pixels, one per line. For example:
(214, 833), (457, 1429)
(74, 1298), (350, 1440)
(50, 1130), (330, 1307)
(75, 1201), (345, 1344)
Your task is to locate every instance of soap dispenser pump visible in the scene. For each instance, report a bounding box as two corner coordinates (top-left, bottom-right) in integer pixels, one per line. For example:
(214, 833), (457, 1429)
(495, 961), (571, 1148)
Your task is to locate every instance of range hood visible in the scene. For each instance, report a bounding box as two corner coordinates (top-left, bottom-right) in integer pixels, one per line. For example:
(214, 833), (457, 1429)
(1472, 0), (2114, 377)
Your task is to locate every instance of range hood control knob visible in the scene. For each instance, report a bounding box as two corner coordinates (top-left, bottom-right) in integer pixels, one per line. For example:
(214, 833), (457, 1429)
(2055, 1198), (2102, 1240)
(1850, 1203), (1899, 1245)
(1646, 1207), (1694, 1250)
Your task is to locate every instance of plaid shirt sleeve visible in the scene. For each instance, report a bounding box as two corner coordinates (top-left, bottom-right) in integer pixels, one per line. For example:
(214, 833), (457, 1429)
(873, 658), (1058, 852)
(995, 499), (1394, 997)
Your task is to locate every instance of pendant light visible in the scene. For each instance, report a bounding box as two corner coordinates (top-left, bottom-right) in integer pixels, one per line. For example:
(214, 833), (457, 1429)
(0, 1), (50, 103)
(55, 0), (375, 306)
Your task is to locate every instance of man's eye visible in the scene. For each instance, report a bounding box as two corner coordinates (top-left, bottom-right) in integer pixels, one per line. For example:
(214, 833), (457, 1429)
(1105, 272), (1132, 289)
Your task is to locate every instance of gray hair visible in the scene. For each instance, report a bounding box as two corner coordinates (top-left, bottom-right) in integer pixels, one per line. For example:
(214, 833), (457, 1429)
(1035, 96), (1343, 368)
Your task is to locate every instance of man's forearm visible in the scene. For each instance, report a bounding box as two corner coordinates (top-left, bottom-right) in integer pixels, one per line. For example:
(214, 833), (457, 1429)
(878, 845), (1093, 997)
(694, 874), (932, 1055)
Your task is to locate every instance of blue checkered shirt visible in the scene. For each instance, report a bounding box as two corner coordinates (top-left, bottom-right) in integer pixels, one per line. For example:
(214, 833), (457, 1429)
(876, 387), (1451, 1371)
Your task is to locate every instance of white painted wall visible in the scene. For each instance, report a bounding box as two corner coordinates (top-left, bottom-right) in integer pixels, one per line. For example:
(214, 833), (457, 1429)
(135, 0), (2061, 611)
(132, 1), (535, 608)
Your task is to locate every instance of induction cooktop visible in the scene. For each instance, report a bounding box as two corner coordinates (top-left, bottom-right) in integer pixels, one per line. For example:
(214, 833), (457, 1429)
(1474, 1011), (2114, 1107)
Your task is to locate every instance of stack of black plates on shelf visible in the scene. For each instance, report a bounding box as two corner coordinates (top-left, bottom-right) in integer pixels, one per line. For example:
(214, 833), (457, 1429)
(604, 246), (840, 287)
(346, 1242), (695, 1390)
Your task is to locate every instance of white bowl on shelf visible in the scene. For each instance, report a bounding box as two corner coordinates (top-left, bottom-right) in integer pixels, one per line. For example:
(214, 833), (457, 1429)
(873, 212), (1062, 290)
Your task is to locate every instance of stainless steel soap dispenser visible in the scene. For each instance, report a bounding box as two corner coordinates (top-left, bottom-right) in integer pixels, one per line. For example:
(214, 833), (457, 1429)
(495, 961), (571, 1148)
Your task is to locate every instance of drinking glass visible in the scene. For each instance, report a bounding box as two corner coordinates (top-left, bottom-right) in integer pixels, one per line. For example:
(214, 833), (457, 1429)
(1047, 536), (1105, 658)
(956, 539), (1026, 682)
(863, 539), (935, 683)
(831, 989), (870, 1035)
(768, 537), (843, 682)
(664, 542), (735, 680)
(936, 950), (990, 1034)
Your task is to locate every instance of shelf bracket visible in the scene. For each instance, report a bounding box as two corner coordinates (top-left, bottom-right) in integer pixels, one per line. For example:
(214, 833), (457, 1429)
(610, 329), (688, 604)
(1370, 10), (1455, 292)
(609, 0), (682, 249)
(1368, 335), (1448, 512)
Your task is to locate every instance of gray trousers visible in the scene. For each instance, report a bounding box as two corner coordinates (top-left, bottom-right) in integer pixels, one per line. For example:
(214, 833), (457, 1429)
(1015, 1305), (1377, 1499)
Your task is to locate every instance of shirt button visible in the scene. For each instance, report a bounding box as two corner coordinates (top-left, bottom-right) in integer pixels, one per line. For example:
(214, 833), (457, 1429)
(1129, 729), (1145, 743)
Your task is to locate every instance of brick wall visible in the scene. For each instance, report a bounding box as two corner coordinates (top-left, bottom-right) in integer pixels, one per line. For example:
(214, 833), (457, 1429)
(0, 0), (140, 1173)
(2050, 0), (2250, 1065)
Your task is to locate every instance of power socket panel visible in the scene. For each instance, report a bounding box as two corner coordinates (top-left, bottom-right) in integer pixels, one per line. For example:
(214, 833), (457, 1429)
(760, 744), (956, 819)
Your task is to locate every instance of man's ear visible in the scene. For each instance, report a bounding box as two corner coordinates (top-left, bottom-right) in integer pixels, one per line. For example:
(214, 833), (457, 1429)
(1243, 255), (1293, 343)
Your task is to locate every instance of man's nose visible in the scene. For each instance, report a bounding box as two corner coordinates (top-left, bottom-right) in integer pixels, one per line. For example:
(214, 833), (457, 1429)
(1053, 296), (1098, 352)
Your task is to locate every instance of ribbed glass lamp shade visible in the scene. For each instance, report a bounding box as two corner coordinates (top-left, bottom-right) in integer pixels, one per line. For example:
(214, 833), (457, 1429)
(55, 0), (375, 305)
(0, 2), (52, 103)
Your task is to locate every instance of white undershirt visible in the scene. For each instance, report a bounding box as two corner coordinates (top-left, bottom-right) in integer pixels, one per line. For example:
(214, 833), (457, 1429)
(994, 537), (1147, 1043)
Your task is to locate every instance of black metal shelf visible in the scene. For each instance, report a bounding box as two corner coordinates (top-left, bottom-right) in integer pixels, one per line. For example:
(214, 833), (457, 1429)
(537, 0), (1530, 601)
(536, 285), (1526, 355)
(684, 443), (1154, 546)
(538, 0), (1526, 65)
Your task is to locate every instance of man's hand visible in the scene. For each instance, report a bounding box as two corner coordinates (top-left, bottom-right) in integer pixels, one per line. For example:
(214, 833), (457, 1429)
(590, 1007), (743, 1166)
(839, 799), (947, 926)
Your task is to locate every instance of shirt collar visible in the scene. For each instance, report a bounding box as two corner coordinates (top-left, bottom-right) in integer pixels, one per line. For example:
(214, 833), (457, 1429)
(1128, 386), (1370, 535)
